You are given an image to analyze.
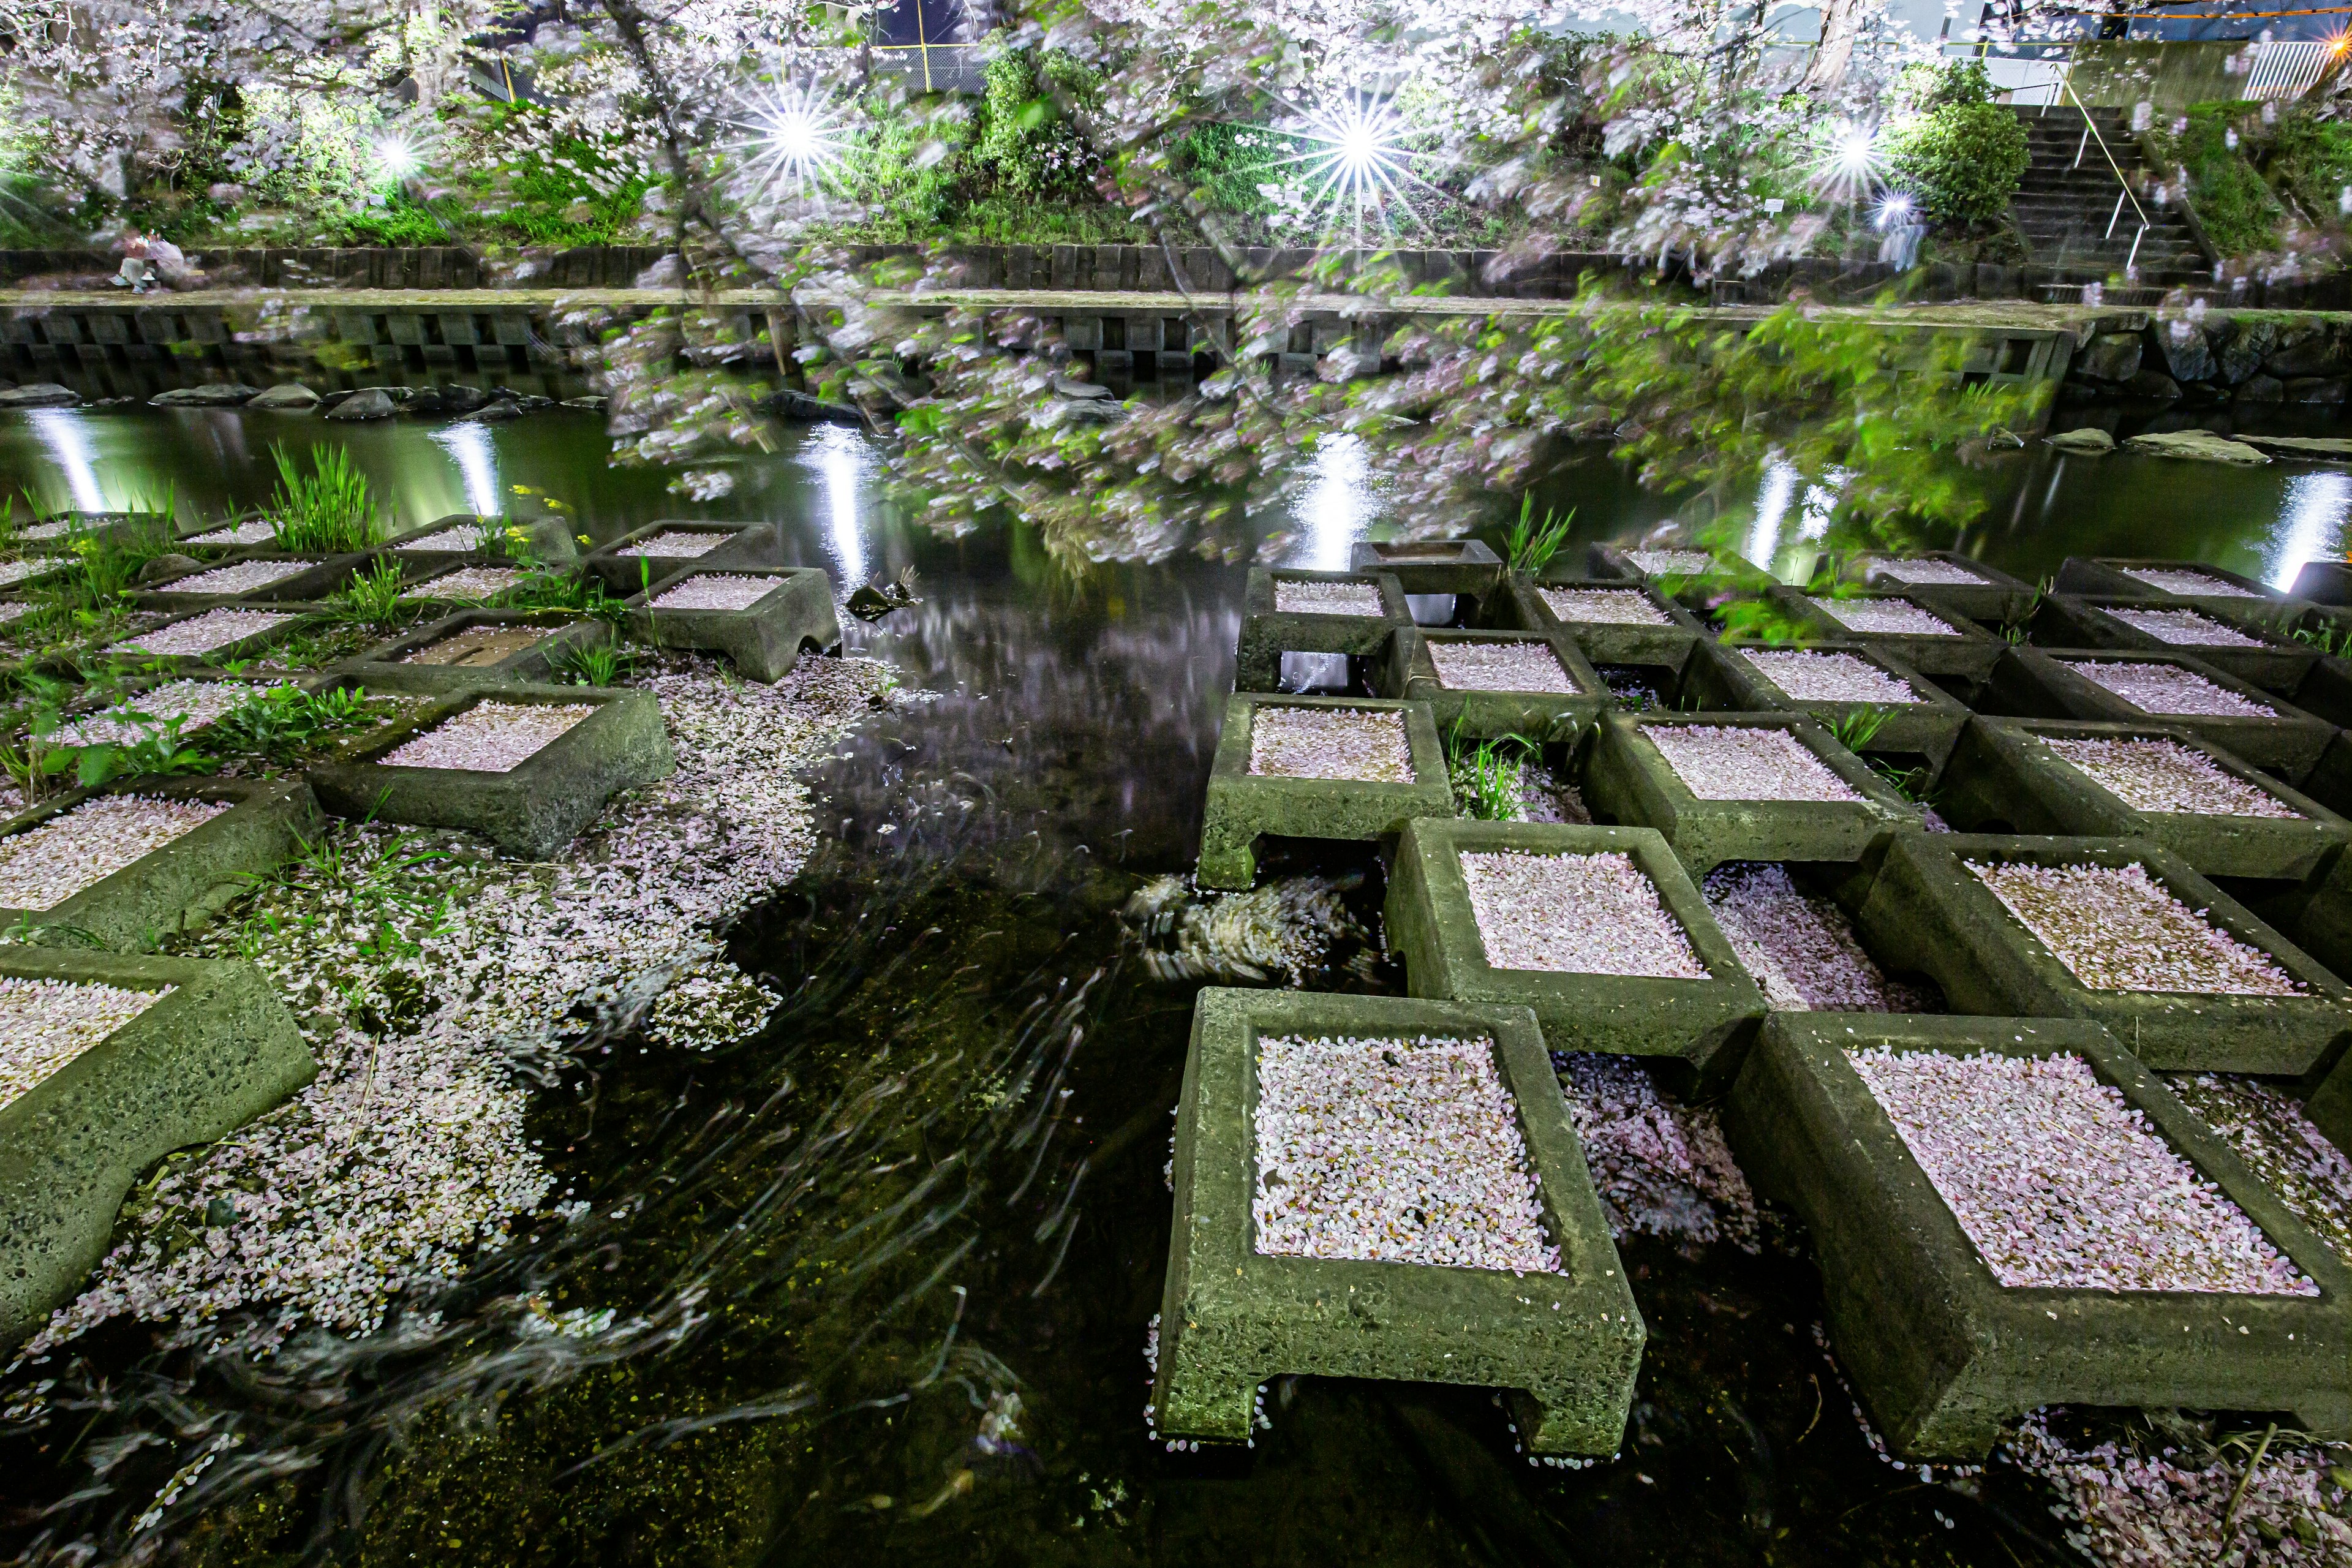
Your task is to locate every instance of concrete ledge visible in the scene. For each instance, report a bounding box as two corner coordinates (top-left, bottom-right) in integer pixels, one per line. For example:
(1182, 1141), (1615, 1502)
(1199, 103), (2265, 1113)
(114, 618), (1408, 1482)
(1582, 710), (1919, 875)
(1768, 586), (2007, 684)
(1726, 1011), (2352, 1459)
(1197, 694), (1450, 889)
(1984, 645), (2334, 781)
(1936, 717), (2349, 882)
(1713, 641), (1970, 769)
(622, 566), (839, 683)
(1849, 831), (2352, 1074)
(2037, 594), (2318, 695)
(1349, 538), (1504, 597)
(344, 609), (612, 690)
(1237, 569), (1411, 693)
(1382, 627), (1605, 742)
(1842, 551), (2042, 625)
(1385, 817), (1766, 1084)
(1153, 987), (1643, 1455)
(0, 946), (315, 1349)
(307, 683), (674, 858)
(0, 778), (316, 950)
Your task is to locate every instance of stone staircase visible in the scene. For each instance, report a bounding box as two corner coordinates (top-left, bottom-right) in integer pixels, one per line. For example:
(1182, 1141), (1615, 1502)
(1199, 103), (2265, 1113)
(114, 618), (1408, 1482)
(2007, 105), (2211, 288)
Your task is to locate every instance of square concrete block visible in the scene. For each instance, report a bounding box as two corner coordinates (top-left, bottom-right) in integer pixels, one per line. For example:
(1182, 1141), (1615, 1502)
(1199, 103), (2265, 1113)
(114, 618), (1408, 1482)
(99, 605), (324, 673)
(379, 514), (581, 567)
(1587, 543), (1771, 597)
(1843, 551), (2041, 624)
(0, 778), (316, 950)
(1502, 574), (1707, 668)
(1850, 832), (2352, 1074)
(1382, 628), (1605, 742)
(584, 520), (759, 595)
(1384, 818), (1766, 1082)
(623, 567), (840, 683)
(1349, 537), (1504, 597)
(345, 610), (614, 690)
(1582, 710), (1920, 875)
(1936, 717), (2349, 882)
(1237, 570), (1411, 693)
(1153, 988), (1643, 1455)
(0, 947), (315, 1348)
(1714, 641), (1970, 769)
(1727, 1012), (2352, 1460)
(2038, 595), (2318, 695)
(1198, 695), (1450, 889)
(307, 683), (675, 858)
(1770, 587), (2006, 684)
(1985, 646), (2334, 782)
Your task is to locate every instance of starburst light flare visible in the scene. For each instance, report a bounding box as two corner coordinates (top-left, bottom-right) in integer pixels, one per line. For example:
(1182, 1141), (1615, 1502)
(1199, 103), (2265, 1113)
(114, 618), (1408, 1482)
(736, 80), (848, 200)
(373, 135), (420, 181)
(1808, 119), (1885, 208)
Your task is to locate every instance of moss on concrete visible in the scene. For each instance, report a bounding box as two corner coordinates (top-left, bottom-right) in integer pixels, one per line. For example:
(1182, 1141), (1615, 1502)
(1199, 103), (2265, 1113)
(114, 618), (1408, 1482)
(1197, 694), (1450, 889)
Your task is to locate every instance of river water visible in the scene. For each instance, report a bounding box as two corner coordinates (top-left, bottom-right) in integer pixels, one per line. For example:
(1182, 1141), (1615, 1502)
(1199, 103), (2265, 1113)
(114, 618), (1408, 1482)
(1, 405), (2345, 1565)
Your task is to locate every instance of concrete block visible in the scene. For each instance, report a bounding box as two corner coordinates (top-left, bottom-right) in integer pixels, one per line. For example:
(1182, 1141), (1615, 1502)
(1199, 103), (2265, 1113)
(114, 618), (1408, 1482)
(622, 566), (840, 683)
(1197, 694), (1450, 889)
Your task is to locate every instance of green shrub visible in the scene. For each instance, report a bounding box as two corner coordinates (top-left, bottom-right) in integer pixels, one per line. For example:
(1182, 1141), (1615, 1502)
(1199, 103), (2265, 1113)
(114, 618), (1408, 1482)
(2157, 102), (2282, 257)
(1899, 58), (1997, 112)
(1884, 100), (2030, 229)
(1173, 121), (1279, 217)
(2267, 110), (2352, 224)
(976, 50), (1100, 202)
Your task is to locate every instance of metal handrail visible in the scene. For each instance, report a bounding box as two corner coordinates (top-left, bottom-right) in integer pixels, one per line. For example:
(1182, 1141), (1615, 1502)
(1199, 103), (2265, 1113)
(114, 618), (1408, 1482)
(2053, 74), (2156, 272)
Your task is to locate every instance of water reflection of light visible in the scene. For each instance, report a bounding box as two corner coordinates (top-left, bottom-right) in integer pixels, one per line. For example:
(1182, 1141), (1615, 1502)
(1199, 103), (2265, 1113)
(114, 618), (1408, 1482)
(1747, 461), (1798, 568)
(431, 423), (503, 517)
(804, 423), (869, 585)
(30, 410), (107, 512)
(1298, 434), (1374, 571)
(2267, 471), (2352, 590)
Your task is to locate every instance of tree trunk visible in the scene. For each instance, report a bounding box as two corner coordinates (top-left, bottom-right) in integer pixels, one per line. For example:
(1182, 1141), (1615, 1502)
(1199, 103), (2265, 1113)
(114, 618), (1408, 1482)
(1802, 0), (1863, 94)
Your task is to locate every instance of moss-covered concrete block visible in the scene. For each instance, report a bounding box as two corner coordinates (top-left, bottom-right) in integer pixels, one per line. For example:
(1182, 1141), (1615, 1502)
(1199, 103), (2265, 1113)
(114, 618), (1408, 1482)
(584, 521), (759, 595)
(1349, 538), (1504, 597)
(345, 610), (612, 690)
(1935, 717), (2349, 881)
(1983, 645), (2334, 782)
(379, 514), (581, 566)
(0, 947), (315, 1349)
(1847, 832), (2352, 1074)
(1581, 710), (1919, 875)
(1154, 987), (1643, 1455)
(1237, 570), (1411, 692)
(1385, 818), (1766, 1084)
(1197, 695), (1450, 889)
(1726, 1011), (2352, 1460)
(307, 684), (674, 858)
(623, 566), (840, 683)
(1844, 551), (2041, 625)
(2035, 594), (2318, 695)
(1381, 628), (1605, 742)
(1713, 641), (1970, 769)
(1768, 586), (2007, 684)
(0, 778), (316, 951)
(100, 605), (325, 675)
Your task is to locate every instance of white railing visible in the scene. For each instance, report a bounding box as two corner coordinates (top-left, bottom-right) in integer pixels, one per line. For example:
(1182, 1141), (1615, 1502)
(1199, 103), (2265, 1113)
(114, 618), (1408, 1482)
(2244, 39), (2334, 101)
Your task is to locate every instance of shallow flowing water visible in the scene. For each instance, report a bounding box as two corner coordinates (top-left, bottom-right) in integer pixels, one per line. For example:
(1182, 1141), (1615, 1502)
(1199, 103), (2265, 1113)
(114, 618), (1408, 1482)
(1, 405), (2346, 1564)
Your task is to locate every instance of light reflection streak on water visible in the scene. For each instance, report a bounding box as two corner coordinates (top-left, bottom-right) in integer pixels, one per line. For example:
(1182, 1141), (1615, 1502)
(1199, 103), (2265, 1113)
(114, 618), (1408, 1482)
(1295, 434), (1373, 571)
(431, 423), (504, 517)
(805, 423), (869, 585)
(30, 410), (108, 512)
(1747, 461), (1797, 570)
(2266, 470), (2352, 590)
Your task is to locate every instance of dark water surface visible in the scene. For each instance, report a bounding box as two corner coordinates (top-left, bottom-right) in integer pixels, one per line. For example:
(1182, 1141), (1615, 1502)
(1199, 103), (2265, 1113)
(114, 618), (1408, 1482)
(1, 407), (2345, 1566)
